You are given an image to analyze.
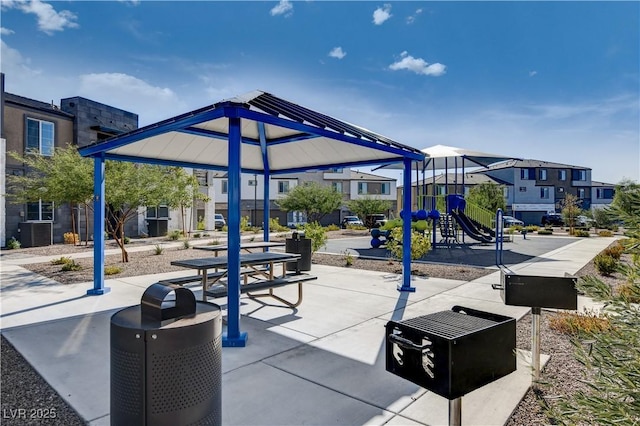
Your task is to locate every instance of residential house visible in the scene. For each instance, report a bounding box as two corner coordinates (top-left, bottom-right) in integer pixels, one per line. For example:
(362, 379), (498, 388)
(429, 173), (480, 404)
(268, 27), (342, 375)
(397, 159), (617, 226)
(1, 73), (139, 246)
(211, 168), (396, 227)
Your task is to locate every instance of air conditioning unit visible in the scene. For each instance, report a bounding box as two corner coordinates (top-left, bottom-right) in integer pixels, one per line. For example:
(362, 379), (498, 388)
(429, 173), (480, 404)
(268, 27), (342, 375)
(19, 222), (53, 247)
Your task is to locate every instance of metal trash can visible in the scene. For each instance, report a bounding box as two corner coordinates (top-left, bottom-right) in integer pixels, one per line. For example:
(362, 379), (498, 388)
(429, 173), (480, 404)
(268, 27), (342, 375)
(110, 283), (222, 425)
(385, 305), (516, 400)
(285, 231), (312, 272)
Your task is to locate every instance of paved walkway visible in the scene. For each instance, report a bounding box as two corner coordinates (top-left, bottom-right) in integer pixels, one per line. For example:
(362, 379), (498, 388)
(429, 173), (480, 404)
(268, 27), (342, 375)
(0, 236), (615, 425)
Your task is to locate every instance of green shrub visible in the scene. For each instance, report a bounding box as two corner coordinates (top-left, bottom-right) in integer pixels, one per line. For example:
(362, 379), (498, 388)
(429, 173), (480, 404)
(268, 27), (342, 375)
(168, 230), (181, 240)
(182, 239), (190, 249)
(573, 229), (590, 237)
(593, 253), (619, 276)
(269, 218), (290, 232)
(154, 244), (164, 255)
(123, 236), (130, 244)
(537, 229), (553, 235)
(386, 227), (431, 261)
(61, 260), (82, 271)
(602, 243), (624, 260)
(525, 225), (539, 232)
(325, 224), (340, 232)
(302, 222), (327, 253)
(208, 239), (221, 246)
(193, 233), (201, 238)
(598, 230), (614, 237)
(104, 265), (122, 275)
(196, 216), (205, 231)
(548, 309), (611, 337)
(51, 256), (73, 265)
(342, 250), (354, 266)
(240, 216), (251, 232)
(6, 237), (20, 249)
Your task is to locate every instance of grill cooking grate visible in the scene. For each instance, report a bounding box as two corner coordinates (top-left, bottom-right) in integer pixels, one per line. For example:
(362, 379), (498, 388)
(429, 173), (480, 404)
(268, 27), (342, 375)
(399, 311), (500, 339)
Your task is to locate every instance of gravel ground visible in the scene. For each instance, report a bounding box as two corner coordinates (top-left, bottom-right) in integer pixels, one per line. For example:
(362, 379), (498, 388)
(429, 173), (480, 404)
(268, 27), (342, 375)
(1, 231), (629, 425)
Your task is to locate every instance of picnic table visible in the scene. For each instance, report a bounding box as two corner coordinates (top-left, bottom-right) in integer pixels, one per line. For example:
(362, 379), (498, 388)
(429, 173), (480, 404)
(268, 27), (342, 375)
(170, 251), (316, 307)
(193, 241), (285, 256)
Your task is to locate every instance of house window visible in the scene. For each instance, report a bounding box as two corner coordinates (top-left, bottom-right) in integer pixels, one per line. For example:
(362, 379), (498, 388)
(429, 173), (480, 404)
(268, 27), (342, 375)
(358, 182), (367, 195)
(596, 188), (614, 199)
(26, 118), (55, 156)
(26, 200), (54, 221)
(572, 169), (587, 181)
(381, 182), (390, 195)
(248, 179), (257, 187)
(539, 169), (547, 180)
(558, 170), (567, 181)
(577, 188), (586, 199)
(519, 187), (527, 192)
(520, 168), (535, 180)
(278, 181), (290, 194)
(503, 187), (509, 197)
(221, 180), (228, 194)
(147, 205), (169, 218)
(328, 167), (343, 173)
(332, 182), (343, 193)
(540, 187), (550, 199)
(437, 185), (446, 195)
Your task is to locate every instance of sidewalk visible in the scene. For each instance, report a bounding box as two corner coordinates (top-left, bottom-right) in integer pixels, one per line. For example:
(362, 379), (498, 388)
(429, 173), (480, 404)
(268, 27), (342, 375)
(0, 236), (615, 425)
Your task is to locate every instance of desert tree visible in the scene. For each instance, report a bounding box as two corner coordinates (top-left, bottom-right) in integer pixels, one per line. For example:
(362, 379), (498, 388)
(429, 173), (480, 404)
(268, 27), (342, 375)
(277, 181), (342, 224)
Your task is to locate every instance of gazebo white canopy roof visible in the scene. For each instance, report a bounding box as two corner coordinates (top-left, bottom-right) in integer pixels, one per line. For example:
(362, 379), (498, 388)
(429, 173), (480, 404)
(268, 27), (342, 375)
(79, 90), (424, 347)
(80, 90), (424, 174)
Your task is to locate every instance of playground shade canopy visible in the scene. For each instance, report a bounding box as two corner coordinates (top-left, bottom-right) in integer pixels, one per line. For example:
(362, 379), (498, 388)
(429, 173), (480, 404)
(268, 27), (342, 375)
(376, 144), (514, 171)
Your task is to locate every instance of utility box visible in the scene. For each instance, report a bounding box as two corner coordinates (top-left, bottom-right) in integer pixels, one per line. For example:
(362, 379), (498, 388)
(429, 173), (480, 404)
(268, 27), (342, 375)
(285, 231), (312, 272)
(19, 222), (52, 247)
(110, 284), (222, 425)
(499, 271), (578, 310)
(385, 305), (516, 399)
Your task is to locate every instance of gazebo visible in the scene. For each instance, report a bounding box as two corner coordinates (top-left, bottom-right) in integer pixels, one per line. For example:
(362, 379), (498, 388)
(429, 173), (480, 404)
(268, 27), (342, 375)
(78, 90), (424, 346)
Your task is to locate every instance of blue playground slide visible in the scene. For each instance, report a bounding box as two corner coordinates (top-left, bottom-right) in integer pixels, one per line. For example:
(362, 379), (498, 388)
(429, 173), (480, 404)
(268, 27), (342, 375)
(450, 209), (493, 243)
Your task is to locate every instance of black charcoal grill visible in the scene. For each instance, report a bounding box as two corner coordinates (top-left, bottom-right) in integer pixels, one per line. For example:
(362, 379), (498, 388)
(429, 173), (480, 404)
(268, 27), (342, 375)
(493, 268), (578, 384)
(386, 306), (516, 425)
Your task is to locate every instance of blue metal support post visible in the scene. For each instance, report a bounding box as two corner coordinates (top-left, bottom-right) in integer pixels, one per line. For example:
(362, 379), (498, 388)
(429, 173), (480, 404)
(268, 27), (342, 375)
(223, 113), (247, 347)
(88, 154), (110, 295)
(398, 158), (416, 292)
(258, 123), (270, 242)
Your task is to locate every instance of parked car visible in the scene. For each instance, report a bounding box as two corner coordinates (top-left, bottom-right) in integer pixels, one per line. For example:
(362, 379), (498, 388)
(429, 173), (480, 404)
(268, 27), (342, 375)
(341, 216), (364, 228)
(214, 213), (226, 230)
(503, 215), (524, 227)
(541, 212), (564, 226)
(576, 215), (595, 227)
(365, 214), (388, 229)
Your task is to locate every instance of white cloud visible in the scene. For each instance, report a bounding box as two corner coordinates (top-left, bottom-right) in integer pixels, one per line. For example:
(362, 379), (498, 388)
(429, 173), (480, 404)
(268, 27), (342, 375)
(3, 0), (78, 35)
(529, 71), (538, 77)
(373, 4), (392, 25)
(328, 47), (346, 60)
(1, 27), (15, 35)
(0, 39), (40, 77)
(270, 0), (293, 17)
(78, 73), (185, 124)
(389, 51), (446, 76)
(406, 8), (423, 24)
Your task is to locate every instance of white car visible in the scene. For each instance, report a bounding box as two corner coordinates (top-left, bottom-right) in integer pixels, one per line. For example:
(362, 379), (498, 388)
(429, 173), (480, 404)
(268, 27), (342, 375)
(214, 213), (226, 230)
(576, 215), (594, 227)
(503, 215), (524, 227)
(341, 216), (364, 228)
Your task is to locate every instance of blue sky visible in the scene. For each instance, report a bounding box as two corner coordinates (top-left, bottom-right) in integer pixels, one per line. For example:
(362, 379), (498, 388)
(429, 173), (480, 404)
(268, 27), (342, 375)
(1, 0), (638, 185)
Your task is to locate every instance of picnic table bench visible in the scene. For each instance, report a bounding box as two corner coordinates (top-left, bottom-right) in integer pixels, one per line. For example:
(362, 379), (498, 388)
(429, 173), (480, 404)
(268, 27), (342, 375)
(169, 251), (316, 307)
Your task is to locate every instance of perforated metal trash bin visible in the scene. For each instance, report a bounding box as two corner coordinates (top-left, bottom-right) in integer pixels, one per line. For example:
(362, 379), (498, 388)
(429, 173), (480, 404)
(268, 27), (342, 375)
(286, 231), (312, 272)
(110, 284), (222, 426)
